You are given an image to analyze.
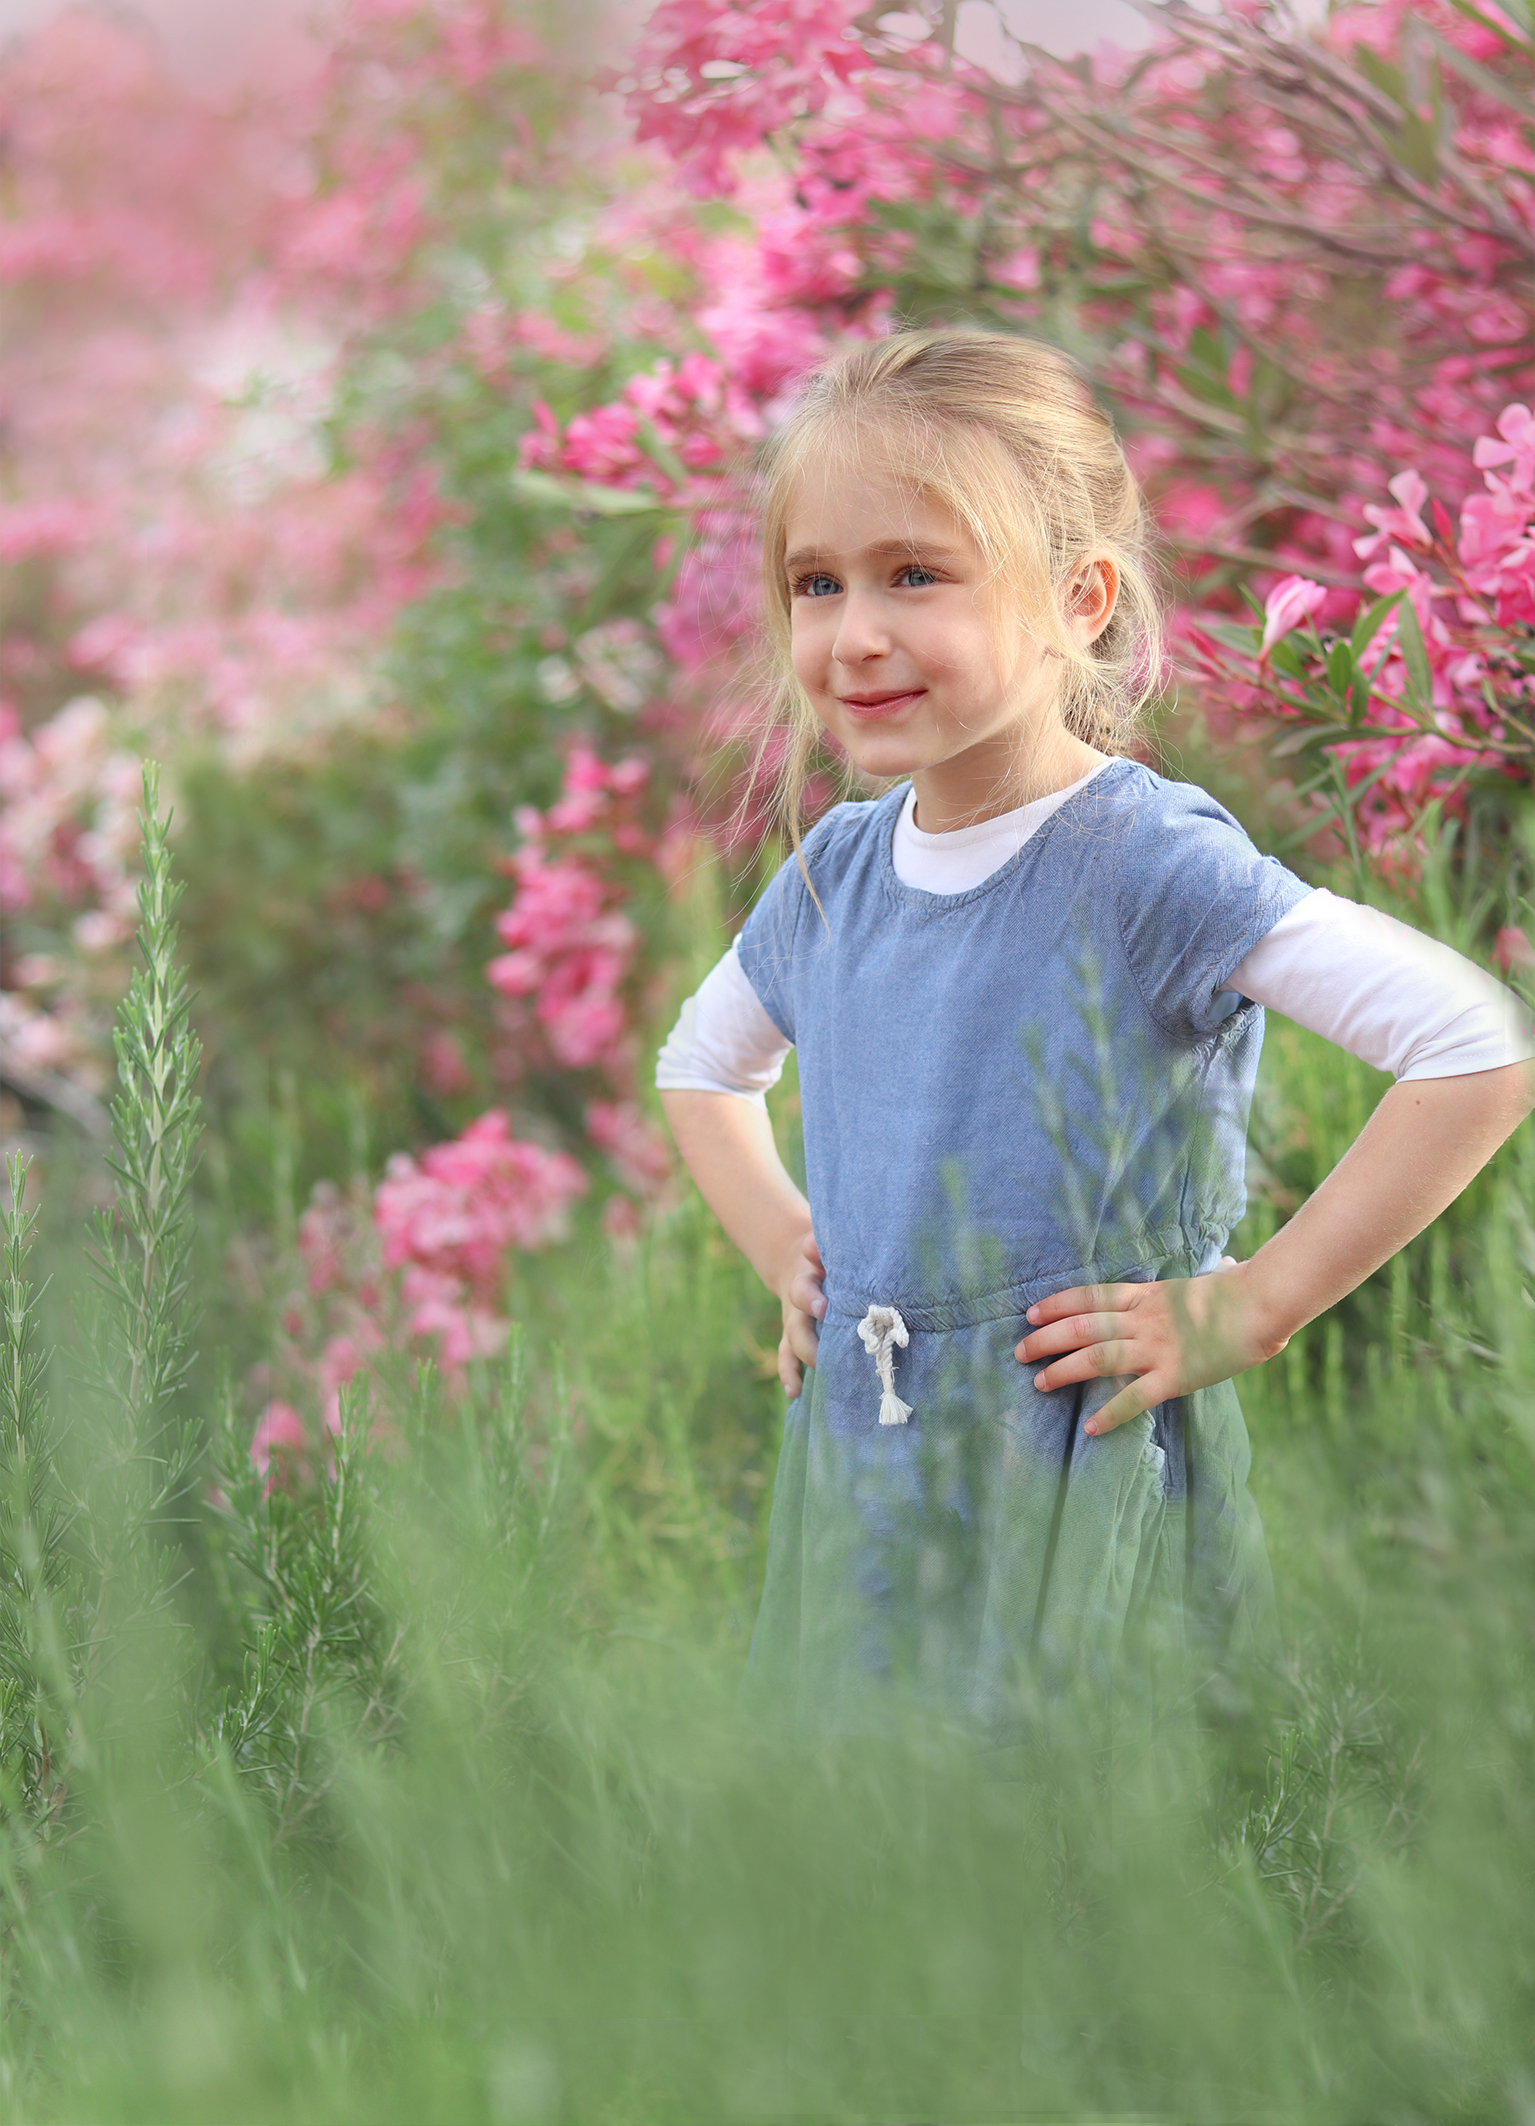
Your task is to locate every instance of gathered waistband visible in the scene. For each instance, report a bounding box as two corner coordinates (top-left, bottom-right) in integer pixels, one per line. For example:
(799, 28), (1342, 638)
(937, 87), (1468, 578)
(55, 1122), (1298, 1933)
(824, 1238), (1222, 1334)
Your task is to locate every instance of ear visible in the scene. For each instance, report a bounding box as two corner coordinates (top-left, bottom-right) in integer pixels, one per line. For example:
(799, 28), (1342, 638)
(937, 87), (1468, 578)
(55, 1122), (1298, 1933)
(1067, 557), (1119, 646)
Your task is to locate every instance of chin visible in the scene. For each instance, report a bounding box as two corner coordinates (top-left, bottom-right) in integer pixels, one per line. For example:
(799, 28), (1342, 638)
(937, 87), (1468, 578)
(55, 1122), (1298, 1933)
(844, 744), (924, 783)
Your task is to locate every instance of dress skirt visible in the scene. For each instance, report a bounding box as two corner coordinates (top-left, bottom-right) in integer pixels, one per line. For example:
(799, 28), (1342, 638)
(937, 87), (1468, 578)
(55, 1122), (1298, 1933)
(741, 1305), (1275, 1734)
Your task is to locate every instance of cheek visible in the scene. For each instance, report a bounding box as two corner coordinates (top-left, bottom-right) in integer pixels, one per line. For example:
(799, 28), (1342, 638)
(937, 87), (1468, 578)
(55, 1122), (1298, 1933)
(922, 612), (1008, 689)
(789, 612), (829, 688)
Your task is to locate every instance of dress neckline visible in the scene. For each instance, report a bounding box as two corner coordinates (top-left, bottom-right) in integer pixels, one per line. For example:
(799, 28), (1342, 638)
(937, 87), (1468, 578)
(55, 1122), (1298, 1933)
(875, 756), (1140, 914)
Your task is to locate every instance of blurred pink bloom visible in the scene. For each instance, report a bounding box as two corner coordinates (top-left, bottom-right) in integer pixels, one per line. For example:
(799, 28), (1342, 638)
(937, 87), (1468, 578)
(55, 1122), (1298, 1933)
(251, 1401), (308, 1497)
(1354, 470), (1432, 560)
(421, 1029), (473, 1097)
(374, 1110), (587, 1299)
(1260, 575), (1328, 654)
(1473, 403), (1535, 486)
(586, 1099), (674, 1199)
(1494, 926), (1535, 975)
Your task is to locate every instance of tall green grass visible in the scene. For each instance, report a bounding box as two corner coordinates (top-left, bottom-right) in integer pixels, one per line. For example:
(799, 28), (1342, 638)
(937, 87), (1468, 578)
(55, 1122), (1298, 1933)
(2, 780), (1534, 2123)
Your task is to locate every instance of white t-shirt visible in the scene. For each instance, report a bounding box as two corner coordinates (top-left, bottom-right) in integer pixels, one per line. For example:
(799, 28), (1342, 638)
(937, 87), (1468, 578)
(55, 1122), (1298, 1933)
(656, 767), (1533, 1106)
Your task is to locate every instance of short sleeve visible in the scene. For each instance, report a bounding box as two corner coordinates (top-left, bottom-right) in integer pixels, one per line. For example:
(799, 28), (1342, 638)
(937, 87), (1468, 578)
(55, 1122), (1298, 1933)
(1114, 778), (1312, 1040)
(734, 839), (816, 1044)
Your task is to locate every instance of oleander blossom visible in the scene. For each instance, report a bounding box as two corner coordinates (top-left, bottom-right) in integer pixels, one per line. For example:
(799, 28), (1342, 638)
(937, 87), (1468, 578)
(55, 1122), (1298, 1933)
(1194, 405), (1535, 854)
(1260, 575), (1329, 654)
(487, 747), (657, 1082)
(374, 1110), (587, 1367)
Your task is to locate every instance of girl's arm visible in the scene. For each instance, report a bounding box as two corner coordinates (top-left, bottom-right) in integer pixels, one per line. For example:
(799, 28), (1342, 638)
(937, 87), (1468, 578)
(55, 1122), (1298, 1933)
(660, 1090), (825, 1395)
(1018, 1060), (1535, 1433)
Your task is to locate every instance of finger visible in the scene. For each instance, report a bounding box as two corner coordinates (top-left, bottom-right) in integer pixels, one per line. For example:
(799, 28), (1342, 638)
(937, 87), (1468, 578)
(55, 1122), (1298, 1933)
(1083, 1377), (1159, 1437)
(1030, 1340), (1139, 1393)
(778, 1332), (802, 1397)
(786, 1312), (820, 1368)
(1014, 1310), (1125, 1363)
(788, 1267), (827, 1319)
(803, 1232), (825, 1272)
(1024, 1282), (1132, 1329)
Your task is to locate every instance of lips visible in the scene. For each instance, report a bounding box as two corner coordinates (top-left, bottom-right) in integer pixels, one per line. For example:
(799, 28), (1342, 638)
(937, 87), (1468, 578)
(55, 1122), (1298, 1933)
(835, 688), (925, 721)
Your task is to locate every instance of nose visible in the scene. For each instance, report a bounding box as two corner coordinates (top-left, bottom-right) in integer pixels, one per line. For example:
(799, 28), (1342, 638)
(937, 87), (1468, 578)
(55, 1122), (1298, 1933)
(831, 587), (890, 666)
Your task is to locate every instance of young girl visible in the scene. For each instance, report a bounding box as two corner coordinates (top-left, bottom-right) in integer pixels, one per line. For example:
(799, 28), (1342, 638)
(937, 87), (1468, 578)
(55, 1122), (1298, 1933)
(657, 330), (1533, 1726)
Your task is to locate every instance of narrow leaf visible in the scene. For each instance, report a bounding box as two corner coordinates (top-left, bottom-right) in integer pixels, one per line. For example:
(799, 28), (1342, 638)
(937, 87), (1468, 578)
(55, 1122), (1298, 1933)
(1396, 597), (1434, 709)
(1352, 589), (1405, 662)
(510, 469), (665, 517)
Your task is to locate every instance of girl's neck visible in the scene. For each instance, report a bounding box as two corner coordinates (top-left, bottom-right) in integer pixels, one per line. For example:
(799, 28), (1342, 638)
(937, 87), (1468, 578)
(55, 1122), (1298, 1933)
(909, 724), (1108, 834)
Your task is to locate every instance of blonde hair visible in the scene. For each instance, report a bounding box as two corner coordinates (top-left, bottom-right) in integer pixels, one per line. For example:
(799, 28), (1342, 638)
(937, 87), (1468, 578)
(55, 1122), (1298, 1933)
(754, 328), (1164, 855)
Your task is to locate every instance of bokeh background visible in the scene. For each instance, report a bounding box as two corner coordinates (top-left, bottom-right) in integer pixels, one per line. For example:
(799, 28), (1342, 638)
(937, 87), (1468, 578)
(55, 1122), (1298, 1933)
(0, 2), (1531, 2119)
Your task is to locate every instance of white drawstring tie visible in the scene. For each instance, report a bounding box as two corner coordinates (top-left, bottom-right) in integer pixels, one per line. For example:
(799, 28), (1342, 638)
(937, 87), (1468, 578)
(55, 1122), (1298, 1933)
(857, 1304), (913, 1426)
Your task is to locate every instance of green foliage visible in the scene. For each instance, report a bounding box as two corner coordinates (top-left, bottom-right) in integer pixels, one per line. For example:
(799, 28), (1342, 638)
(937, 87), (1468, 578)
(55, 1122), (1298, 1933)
(71, 768), (205, 1692)
(0, 1156), (72, 1819)
(3, 770), (1535, 2123)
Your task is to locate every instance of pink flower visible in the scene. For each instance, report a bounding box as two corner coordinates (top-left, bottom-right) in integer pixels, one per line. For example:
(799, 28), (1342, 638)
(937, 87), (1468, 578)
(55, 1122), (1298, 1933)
(1494, 926), (1535, 975)
(1354, 469), (1432, 560)
(1260, 575), (1328, 654)
(251, 1401), (308, 1497)
(374, 1109), (587, 1300)
(421, 1028), (473, 1097)
(1473, 404), (1535, 488)
(586, 1099), (674, 1197)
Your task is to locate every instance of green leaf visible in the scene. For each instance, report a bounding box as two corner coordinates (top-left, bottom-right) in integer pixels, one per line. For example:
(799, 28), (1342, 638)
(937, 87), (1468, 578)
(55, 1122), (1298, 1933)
(1353, 45), (1409, 105)
(1318, 637), (1352, 714)
(510, 469), (664, 517)
(1351, 589), (1405, 662)
(1396, 597), (1434, 708)
(1176, 326), (1237, 409)
(1268, 638), (1309, 679)
(1393, 111), (1439, 184)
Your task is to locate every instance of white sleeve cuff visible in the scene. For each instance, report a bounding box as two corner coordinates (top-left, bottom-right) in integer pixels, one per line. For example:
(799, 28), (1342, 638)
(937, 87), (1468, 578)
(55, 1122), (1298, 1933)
(654, 939), (792, 1105)
(1228, 889), (1535, 1080)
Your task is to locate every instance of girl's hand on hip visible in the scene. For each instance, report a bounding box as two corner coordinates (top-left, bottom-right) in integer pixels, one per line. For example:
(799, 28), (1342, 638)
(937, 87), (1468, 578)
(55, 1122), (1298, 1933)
(777, 1230), (826, 1397)
(1014, 1260), (1287, 1435)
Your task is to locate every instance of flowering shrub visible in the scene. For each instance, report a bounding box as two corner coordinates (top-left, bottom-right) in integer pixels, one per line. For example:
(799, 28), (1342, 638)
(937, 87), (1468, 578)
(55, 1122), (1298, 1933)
(252, 1103), (589, 1463)
(488, 746), (657, 1078)
(375, 1110), (586, 1364)
(0, 1), (573, 1111)
(0, 699), (144, 1097)
(1192, 404), (1535, 857)
(0, 0), (1529, 1455)
(552, 0), (1533, 815)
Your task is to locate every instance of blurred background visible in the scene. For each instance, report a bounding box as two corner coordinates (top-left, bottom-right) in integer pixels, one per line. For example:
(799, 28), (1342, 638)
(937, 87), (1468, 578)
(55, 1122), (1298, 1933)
(0, 2), (1530, 2118)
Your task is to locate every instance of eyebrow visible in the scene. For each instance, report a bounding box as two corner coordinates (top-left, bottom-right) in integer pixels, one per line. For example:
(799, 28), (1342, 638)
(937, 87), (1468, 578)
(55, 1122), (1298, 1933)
(783, 538), (965, 573)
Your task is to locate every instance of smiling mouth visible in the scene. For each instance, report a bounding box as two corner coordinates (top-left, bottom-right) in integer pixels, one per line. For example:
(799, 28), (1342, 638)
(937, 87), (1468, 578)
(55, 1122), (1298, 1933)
(835, 688), (925, 721)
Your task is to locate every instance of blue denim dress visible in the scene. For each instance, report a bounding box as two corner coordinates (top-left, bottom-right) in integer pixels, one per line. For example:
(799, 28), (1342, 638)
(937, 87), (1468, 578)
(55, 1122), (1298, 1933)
(734, 760), (1311, 1729)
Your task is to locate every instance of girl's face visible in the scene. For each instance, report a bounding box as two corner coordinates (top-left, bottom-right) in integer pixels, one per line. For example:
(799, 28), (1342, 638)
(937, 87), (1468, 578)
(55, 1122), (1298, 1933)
(784, 458), (1109, 831)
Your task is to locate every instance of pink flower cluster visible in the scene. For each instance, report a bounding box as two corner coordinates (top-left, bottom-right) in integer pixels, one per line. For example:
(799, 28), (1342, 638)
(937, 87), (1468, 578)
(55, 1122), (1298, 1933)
(608, 0), (869, 197)
(488, 748), (654, 1078)
(520, 351), (759, 502)
(375, 1109), (587, 1366)
(249, 1099), (590, 1480)
(585, 1097), (677, 1237)
(245, 1178), (387, 1495)
(602, 0), (1529, 721)
(0, 698), (148, 1091)
(1227, 404), (1535, 848)
(0, 4), (484, 1104)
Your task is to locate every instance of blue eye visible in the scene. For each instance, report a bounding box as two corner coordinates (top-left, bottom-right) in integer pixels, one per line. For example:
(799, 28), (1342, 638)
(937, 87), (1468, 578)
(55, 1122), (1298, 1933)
(797, 572), (841, 598)
(899, 565), (937, 587)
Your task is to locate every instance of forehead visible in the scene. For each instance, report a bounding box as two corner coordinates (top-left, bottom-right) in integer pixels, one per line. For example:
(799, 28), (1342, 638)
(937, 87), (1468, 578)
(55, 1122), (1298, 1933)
(779, 451), (969, 562)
